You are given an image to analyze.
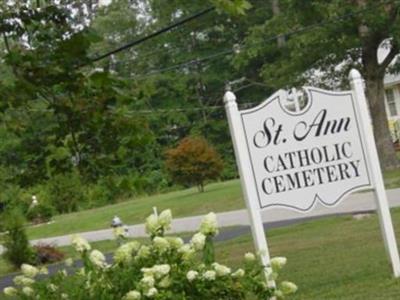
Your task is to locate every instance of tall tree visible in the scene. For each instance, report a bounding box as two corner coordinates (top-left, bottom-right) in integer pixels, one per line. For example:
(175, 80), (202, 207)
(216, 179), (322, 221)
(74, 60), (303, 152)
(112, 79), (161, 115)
(222, 0), (400, 170)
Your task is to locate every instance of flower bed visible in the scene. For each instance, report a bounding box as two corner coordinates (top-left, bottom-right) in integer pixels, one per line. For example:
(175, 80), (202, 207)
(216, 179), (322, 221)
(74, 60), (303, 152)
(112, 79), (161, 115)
(3, 209), (297, 299)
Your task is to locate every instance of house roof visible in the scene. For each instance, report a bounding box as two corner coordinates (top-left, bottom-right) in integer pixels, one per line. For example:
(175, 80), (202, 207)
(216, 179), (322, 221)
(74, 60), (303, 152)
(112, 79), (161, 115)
(384, 73), (400, 87)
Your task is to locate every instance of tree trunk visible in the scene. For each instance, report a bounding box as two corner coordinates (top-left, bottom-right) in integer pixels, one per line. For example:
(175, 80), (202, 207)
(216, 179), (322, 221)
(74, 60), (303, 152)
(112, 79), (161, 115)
(356, 0), (400, 171)
(272, 0), (285, 47)
(198, 183), (204, 193)
(364, 74), (400, 170)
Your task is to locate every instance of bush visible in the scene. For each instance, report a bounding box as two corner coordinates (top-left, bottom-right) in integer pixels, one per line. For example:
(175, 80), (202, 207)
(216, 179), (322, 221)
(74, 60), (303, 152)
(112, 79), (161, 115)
(3, 209), (297, 299)
(0, 185), (26, 214)
(86, 182), (112, 208)
(165, 136), (224, 192)
(3, 210), (34, 268)
(46, 172), (85, 213)
(26, 203), (55, 224)
(33, 244), (65, 264)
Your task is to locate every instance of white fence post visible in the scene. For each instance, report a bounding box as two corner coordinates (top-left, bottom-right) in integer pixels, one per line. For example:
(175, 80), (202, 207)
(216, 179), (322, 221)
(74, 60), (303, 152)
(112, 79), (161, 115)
(223, 90), (275, 287)
(349, 69), (400, 277)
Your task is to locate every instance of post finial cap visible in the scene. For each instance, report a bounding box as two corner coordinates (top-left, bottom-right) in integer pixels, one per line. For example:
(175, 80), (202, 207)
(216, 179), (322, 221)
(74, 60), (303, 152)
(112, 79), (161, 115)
(223, 91), (237, 104)
(349, 69), (362, 81)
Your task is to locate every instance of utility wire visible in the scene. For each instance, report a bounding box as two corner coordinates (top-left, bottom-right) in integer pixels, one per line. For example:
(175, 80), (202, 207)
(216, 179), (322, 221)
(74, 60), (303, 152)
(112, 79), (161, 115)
(132, 48), (233, 79)
(87, 6), (215, 65)
(99, 20), (210, 65)
(124, 0), (400, 79)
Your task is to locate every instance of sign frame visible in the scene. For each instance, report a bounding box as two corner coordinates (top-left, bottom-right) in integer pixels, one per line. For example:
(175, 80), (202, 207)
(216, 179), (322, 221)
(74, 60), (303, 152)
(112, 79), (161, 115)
(223, 69), (400, 280)
(239, 87), (371, 212)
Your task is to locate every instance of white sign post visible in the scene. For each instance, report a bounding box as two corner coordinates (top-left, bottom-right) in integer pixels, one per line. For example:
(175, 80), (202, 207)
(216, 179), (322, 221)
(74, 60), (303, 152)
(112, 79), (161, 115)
(349, 69), (400, 277)
(224, 69), (400, 279)
(224, 90), (275, 286)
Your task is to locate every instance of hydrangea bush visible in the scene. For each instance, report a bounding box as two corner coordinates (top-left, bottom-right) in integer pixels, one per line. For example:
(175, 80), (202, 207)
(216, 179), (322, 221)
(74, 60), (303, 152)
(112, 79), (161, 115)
(3, 209), (297, 299)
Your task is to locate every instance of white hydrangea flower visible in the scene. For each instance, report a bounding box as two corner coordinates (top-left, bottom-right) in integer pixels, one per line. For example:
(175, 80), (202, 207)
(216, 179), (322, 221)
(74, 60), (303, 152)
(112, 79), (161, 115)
(113, 226), (126, 238)
(39, 266), (48, 275)
(200, 212), (219, 236)
(274, 290), (284, 298)
(77, 268), (85, 276)
(158, 276), (171, 288)
(186, 270), (199, 282)
(203, 270), (216, 281)
(166, 237), (184, 249)
(244, 252), (256, 262)
(137, 245), (151, 259)
(89, 249), (107, 268)
(158, 209), (172, 230)
(178, 244), (195, 260)
(212, 263), (231, 276)
(124, 290), (141, 300)
(145, 287), (158, 298)
(153, 264), (171, 278)
(21, 264), (39, 278)
(271, 257), (287, 271)
(140, 275), (155, 288)
(141, 267), (154, 277)
(145, 214), (159, 235)
(47, 283), (58, 292)
(190, 232), (206, 251)
(22, 286), (34, 296)
(13, 275), (34, 286)
(153, 237), (169, 253)
(3, 286), (17, 296)
(65, 258), (74, 267)
(71, 235), (91, 252)
(280, 281), (298, 295)
(145, 209), (172, 236)
(61, 293), (69, 299)
(115, 241), (140, 263)
(231, 268), (245, 278)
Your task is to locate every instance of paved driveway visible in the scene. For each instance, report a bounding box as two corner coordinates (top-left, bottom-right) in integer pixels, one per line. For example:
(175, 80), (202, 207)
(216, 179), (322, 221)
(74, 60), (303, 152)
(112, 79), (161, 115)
(22, 188), (400, 249)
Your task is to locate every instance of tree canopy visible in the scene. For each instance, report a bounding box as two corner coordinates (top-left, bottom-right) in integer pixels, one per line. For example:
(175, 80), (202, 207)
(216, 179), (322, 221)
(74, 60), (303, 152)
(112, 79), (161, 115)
(0, 0), (399, 212)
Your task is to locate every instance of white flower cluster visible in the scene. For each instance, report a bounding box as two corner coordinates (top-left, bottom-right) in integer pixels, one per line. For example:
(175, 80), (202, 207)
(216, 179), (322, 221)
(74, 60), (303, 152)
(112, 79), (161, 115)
(153, 236), (170, 253)
(113, 226), (127, 239)
(271, 256), (287, 271)
(177, 244), (195, 260)
(190, 232), (206, 250)
(199, 212), (219, 236)
(3, 264), (49, 298)
(21, 264), (39, 278)
(166, 237), (184, 249)
(114, 241), (141, 263)
(71, 235), (91, 253)
(145, 209), (172, 236)
(185, 264), (244, 284)
(212, 262), (231, 276)
(186, 270), (199, 282)
(124, 290), (141, 300)
(4, 208), (297, 300)
(137, 263), (172, 298)
(274, 281), (298, 298)
(141, 264), (170, 279)
(89, 249), (107, 268)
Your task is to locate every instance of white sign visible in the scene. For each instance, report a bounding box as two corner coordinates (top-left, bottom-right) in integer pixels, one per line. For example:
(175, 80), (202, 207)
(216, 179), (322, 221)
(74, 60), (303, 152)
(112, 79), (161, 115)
(240, 87), (371, 211)
(224, 69), (400, 280)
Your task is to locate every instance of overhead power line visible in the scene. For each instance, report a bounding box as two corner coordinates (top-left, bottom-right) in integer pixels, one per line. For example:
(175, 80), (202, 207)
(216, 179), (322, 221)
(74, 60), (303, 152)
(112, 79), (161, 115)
(125, 0), (400, 79)
(87, 6), (215, 65)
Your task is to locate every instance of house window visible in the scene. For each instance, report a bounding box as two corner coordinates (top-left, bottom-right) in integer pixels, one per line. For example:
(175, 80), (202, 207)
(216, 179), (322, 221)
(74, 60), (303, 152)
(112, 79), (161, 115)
(386, 88), (397, 117)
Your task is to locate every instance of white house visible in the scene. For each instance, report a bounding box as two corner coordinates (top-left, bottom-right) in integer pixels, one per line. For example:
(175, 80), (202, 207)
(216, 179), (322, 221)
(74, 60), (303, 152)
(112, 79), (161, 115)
(384, 73), (400, 141)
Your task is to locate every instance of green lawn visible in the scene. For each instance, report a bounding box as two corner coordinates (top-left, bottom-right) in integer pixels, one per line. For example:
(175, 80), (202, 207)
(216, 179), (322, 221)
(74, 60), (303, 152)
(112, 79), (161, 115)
(25, 170), (400, 241)
(215, 209), (400, 299)
(2, 208), (400, 299)
(27, 180), (244, 240)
